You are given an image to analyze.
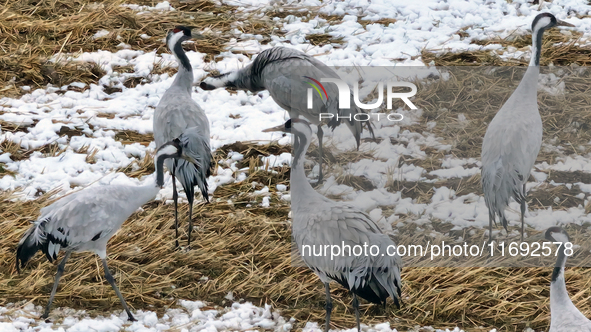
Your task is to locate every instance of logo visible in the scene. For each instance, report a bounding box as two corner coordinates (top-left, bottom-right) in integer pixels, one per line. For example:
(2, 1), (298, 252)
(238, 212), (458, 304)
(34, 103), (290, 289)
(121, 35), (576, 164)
(305, 78), (417, 111)
(304, 76), (328, 103)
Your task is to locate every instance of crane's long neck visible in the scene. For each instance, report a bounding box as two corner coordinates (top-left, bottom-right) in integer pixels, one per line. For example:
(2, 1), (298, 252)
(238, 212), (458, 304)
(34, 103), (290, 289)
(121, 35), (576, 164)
(549, 244), (579, 316)
(171, 40), (194, 94)
(529, 25), (545, 67)
(155, 151), (169, 188)
(513, 28), (543, 101)
(290, 129), (320, 204)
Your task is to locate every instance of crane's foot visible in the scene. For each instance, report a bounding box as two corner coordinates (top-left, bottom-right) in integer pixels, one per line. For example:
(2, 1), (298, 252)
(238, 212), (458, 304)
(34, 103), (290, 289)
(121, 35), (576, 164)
(127, 313), (137, 322)
(41, 312), (51, 323)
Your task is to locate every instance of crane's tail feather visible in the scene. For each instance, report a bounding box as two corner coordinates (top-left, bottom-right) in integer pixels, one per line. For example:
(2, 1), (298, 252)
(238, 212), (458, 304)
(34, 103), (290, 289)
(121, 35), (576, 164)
(173, 154), (212, 204)
(16, 221), (46, 273)
(326, 101), (375, 149)
(482, 157), (522, 234)
(374, 265), (402, 308)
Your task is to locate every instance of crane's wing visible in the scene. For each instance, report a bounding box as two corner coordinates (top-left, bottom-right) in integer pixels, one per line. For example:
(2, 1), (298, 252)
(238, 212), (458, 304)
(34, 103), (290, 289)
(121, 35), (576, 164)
(295, 204), (402, 304)
(39, 185), (145, 260)
(201, 47), (371, 145)
(481, 108), (542, 207)
(259, 54), (369, 145)
(154, 95), (210, 148)
(154, 100), (212, 202)
(174, 126), (212, 201)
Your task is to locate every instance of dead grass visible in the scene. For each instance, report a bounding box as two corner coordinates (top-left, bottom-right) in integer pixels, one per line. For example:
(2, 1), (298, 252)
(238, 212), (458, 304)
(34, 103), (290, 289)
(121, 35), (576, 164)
(0, 163), (17, 177)
(406, 66), (591, 161)
(386, 174), (482, 203)
(216, 140), (291, 169)
(0, 137), (65, 162)
(0, 119), (36, 133)
(3, 187), (591, 331)
(114, 130), (154, 146)
(528, 183), (585, 210)
(2, 137), (589, 330)
(546, 170), (591, 183)
(335, 173), (376, 191)
(4, 1), (591, 331)
(306, 33), (344, 46)
(423, 29), (591, 66)
(0, 0), (248, 97)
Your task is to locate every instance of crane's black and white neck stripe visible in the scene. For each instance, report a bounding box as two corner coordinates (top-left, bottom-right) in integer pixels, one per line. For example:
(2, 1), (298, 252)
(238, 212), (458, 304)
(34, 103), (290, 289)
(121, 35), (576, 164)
(154, 139), (183, 187)
(267, 119), (314, 195)
(166, 26), (193, 72)
(545, 227), (591, 331)
(546, 227), (569, 283)
(530, 13), (573, 66)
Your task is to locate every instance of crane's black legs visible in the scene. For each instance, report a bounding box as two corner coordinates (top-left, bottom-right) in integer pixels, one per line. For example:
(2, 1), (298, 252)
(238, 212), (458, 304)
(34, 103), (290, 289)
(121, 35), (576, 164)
(101, 259), (136, 321)
(520, 183), (526, 242)
(187, 196), (194, 248)
(317, 126), (324, 185)
(42, 251), (71, 319)
(172, 172), (179, 249)
(352, 293), (361, 332)
(324, 282), (332, 332)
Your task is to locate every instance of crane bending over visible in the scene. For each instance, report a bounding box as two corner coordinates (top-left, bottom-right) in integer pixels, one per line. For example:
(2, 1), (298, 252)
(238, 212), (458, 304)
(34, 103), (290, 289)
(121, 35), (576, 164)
(263, 119), (401, 332)
(154, 26), (212, 248)
(481, 13), (573, 242)
(15, 135), (200, 321)
(201, 47), (375, 183)
(545, 227), (591, 331)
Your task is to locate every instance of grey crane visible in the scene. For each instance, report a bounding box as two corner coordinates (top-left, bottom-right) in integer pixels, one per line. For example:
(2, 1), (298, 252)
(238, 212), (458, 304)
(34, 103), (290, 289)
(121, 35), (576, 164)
(15, 136), (200, 321)
(154, 26), (212, 248)
(481, 13), (573, 242)
(263, 119), (401, 332)
(201, 46), (375, 183)
(545, 227), (591, 331)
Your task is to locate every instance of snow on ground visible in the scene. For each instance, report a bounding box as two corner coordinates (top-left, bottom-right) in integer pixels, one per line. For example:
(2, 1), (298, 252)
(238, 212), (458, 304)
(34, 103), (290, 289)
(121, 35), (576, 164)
(2, 0), (591, 330)
(0, 301), (490, 332)
(2, 0), (590, 202)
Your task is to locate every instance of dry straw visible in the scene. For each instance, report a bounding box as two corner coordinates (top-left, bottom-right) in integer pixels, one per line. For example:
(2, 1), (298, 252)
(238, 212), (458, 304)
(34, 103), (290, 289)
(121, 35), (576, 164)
(3, 141), (591, 331)
(3, 0), (591, 331)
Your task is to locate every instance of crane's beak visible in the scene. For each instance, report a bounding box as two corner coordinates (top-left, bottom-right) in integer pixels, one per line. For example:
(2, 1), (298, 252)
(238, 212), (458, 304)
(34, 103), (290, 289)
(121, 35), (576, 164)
(262, 124), (286, 133)
(556, 19), (575, 27)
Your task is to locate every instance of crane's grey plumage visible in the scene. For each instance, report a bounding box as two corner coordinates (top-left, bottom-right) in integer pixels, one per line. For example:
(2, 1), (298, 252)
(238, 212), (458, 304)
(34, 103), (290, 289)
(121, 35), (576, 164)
(15, 139), (195, 321)
(263, 119), (401, 332)
(154, 26), (212, 248)
(545, 227), (591, 332)
(201, 47), (375, 183)
(481, 13), (573, 242)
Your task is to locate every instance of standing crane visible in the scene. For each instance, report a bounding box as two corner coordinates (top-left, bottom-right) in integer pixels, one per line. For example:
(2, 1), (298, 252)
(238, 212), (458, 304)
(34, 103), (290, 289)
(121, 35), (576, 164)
(481, 13), (573, 242)
(15, 135), (202, 321)
(154, 26), (212, 248)
(200, 47), (375, 183)
(544, 227), (591, 331)
(262, 119), (401, 332)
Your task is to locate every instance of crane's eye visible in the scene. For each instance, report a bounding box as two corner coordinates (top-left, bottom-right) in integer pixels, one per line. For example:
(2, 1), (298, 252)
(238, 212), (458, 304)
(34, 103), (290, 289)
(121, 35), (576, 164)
(285, 119), (292, 130)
